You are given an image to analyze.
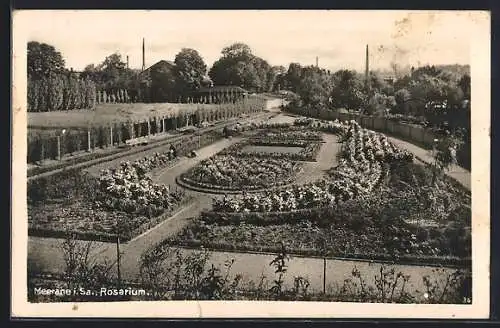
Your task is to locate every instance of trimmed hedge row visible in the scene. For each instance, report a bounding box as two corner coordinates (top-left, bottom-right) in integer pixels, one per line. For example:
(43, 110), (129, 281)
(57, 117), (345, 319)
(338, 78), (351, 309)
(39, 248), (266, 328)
(158, 239), (471, 268)
(200, 207), (332, 226)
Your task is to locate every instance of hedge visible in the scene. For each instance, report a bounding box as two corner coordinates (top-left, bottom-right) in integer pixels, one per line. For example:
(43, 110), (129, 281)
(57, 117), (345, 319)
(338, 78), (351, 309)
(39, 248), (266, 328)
(158, 239), (471, 268)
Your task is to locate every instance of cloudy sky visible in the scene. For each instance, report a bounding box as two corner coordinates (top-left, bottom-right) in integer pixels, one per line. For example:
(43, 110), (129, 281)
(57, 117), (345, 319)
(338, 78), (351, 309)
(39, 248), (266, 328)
(14, 10), (487, 73)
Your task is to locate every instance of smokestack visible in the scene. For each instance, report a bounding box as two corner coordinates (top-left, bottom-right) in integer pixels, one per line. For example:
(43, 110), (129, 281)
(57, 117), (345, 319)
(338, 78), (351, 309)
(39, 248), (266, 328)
(142, 38), (145, 71)
(316, 56), (318, 68)
(365, 44), (370, 92)
(126, 55), (129, 69)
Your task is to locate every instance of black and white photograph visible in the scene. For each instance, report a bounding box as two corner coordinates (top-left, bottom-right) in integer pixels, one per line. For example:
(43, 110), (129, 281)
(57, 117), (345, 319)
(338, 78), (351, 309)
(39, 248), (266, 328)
(11, 10), (490, 318)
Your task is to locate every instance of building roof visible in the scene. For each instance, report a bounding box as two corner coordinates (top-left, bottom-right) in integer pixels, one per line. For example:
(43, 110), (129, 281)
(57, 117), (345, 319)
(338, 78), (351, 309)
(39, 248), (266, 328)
(139, 60), (176, 80)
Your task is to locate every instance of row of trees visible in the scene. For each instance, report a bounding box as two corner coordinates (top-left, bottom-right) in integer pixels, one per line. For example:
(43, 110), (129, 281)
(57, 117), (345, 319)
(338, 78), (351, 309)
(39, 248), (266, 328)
(27, 40), (471, 129)
(27, 74), (97, 112)
(28, 41), (98, 112)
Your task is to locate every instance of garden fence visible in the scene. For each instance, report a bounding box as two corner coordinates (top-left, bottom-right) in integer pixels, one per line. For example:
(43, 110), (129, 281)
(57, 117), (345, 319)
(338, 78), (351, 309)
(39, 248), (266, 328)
(27, 98), (266, 164)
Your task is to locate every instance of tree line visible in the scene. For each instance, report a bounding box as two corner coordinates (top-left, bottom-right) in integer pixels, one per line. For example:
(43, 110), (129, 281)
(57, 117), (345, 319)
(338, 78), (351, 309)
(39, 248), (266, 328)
(27, 41), (97, 112)
(28, 40), (471, 126)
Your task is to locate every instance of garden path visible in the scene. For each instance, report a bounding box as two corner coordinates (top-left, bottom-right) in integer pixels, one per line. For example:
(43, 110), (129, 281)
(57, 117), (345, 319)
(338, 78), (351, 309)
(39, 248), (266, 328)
(387, 136), (471, 191)
(294, 133), (341, 185)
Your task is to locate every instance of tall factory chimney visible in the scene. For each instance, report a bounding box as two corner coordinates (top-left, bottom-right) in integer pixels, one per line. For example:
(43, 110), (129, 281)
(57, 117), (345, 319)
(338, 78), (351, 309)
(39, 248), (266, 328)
(126, 55), (129, 69)
(316, 56), (319, 68)
(142, 38), (146, 72)
(365, 44), (370, 92)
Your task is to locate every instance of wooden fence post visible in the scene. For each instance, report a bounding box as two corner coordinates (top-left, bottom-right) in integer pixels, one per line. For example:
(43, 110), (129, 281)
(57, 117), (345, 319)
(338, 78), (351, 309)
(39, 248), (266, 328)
(39, 138), (45, 163)
(87, 129), (91, 152)
(110, 125), (114, 147)
(56, 136), (61, 160)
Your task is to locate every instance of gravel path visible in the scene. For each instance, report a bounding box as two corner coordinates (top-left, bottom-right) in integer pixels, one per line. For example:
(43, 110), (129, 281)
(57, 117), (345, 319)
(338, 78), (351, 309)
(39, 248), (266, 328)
(387, 136), (471, 191)
(295, 133), (340, 185)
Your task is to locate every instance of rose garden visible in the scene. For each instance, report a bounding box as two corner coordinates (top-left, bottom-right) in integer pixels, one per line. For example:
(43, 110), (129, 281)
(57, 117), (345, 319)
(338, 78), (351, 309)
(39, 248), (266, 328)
(28, 111), (472, 303)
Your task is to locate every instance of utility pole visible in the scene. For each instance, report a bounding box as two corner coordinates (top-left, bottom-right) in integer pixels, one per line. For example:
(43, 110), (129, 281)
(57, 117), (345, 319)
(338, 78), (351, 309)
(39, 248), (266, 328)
(365, 44), (370, 92)
(142, 38), (146, 72)
(323, 257), (327, 294)
(116, 224), (122, 287)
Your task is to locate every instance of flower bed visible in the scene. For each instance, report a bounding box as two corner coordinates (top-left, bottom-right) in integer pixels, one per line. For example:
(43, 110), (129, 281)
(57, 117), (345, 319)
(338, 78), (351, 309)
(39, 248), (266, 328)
(180, 155), (302, 191)
(233, 142), (322, 162)
(28, 149), (190, 242)
(212, 120), (411, 213)
(166, 163), (471, 266)
(251, 128), (323, 141)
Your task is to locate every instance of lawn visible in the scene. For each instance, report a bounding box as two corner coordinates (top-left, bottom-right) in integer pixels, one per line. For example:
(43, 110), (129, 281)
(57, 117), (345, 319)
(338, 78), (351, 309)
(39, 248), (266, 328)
(28, 103), (220, 129)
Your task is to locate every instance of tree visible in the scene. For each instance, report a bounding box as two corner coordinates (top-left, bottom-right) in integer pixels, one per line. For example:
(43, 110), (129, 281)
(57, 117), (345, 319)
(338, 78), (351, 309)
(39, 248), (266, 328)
(82, 52), (135, 94)
(174, 48), (208, 96)
(430, 133), (464, 184)
(458, 74), (471, 99)
(330, 69), (366, 110)
(295, 66), (333, 110)
(150, 62), (177, 102)
(221, 42), (253, 61)
(208, 42), (273, 92)
(365, 92), (396, 116)
(272, 65), (287, 91)
(27, 41), (66, 79)
(285, 63), (303, 93)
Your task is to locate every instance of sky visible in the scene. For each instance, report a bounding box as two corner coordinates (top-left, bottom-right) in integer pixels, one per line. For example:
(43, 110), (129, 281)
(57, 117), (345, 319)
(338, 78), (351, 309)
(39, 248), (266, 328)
(14, 10), (487, 73)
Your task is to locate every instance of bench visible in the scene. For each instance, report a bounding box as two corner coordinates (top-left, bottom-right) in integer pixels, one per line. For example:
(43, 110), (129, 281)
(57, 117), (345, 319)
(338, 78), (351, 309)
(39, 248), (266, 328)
(125, 137), (149, 147)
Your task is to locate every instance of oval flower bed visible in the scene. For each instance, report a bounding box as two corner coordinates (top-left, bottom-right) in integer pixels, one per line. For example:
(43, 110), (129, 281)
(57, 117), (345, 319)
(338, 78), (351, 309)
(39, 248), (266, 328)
(180, 155), (302, 191)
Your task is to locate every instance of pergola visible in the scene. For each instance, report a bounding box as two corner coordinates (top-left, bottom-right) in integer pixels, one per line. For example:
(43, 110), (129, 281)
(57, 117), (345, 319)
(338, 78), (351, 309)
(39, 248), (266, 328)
(192, 86), (248, 104)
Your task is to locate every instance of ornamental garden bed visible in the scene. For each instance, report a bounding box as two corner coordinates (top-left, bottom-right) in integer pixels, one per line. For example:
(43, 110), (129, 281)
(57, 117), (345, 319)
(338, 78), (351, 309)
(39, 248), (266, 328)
(28, 149), (191, 242)
(219, 139), (322, 162)
(163, 120), (471, 268)
(164, 163), (471, 267)
(251, 127), (324, 141)
(240, 145), (305, 155)
(179, 155), (302, 192)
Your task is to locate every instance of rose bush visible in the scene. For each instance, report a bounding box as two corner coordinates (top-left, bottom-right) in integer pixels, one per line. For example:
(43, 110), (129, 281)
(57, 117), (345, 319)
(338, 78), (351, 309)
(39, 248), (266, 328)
(97, 160), (185, 216)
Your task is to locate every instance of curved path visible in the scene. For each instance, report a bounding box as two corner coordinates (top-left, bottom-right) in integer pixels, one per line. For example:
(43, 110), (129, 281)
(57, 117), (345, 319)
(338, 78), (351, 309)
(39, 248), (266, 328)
(387, 136), (471, 191)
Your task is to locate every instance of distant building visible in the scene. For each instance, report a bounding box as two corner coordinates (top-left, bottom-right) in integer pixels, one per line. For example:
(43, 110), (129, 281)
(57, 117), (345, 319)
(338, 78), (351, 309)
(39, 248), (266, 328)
(138, 60), (176, 85)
